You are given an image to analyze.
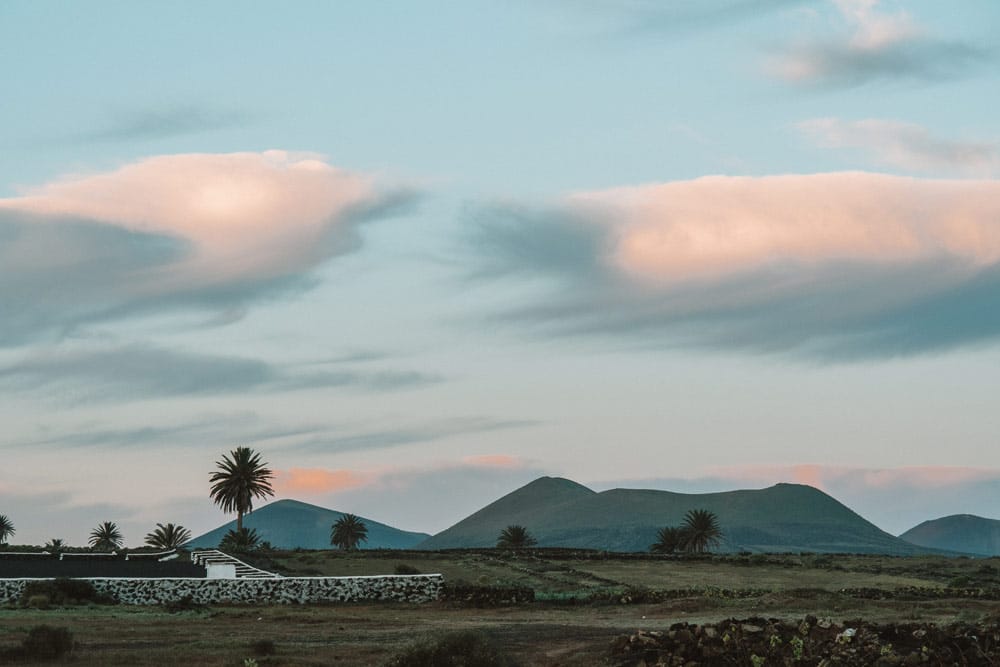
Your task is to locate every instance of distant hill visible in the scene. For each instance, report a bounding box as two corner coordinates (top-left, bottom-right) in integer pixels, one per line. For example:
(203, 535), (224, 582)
(418, 477), (927, 554)
(186, 499), (430, 550)
(900, 514), (1000, 556)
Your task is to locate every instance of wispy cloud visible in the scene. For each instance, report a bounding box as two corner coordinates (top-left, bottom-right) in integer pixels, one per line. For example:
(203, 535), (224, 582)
(285, 417), (539, 454)
(84, 105), (252, 142)
(567, 0), (809, 36)
(0, 151), (417, 346)
(799, 118), (1000, 174)
(770, 0), (985, 87)
(0, 343), (441, 403)
(467, 172), (1000, 359)
(17, 413), (327, 450)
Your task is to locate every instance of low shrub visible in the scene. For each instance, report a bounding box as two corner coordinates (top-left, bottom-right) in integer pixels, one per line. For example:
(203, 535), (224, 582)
(251, 638), (276, 656)
(21, 625), (74, 660)
(383, 629), (519, 666)
(26, 594), (50, 609)
(394, 563), (421, 575)
(441, 583), (535, 606)
(164, 595), (205, 613)
(19, 578), (111, 606)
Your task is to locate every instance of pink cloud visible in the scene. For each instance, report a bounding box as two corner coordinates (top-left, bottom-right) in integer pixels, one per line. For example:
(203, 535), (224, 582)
(275, 455), (527, 497)
(1, 151), (374, 288)
(768, 0), (979, 87)
(0, 151), (407, 343)
(462, 454), (523, 468)
(569, 173), (1000, 287)
(274, 468), (374, 495)
(830, 0), (918, 51)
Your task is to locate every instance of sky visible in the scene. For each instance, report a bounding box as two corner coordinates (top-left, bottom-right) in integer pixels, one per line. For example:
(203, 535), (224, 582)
(2, 0), (1000, 546)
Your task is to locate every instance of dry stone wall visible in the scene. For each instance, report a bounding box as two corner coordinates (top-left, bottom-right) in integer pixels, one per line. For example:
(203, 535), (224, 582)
(0, 574), (442, 605)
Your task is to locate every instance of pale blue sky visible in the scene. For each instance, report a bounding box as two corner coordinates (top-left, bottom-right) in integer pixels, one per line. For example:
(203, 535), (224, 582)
(2, 1), (1000, 545)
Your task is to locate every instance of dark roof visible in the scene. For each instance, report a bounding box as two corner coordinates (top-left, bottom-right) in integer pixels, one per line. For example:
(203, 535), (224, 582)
(0, 553), (205, 578)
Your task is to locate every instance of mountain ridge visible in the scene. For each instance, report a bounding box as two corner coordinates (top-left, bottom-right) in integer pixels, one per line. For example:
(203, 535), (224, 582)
(900, 514), (1000, 556)
(418, 477), (930, 554)
(186, 498), (430, 550)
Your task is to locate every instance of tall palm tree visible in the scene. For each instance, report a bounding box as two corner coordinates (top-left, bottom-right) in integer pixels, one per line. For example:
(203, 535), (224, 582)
(681, 509), (723, 553)
(330, 514), (368, 551)
(209, 446), (275, 532)
(144, 523), (192, 549)
(0, 514), (14, 545)
(496, 525), (537, 549)
(89, 521), (124, 550)
(650, 526), (684, 554)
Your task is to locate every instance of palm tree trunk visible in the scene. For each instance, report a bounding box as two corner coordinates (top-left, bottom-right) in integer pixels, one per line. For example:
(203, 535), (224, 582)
(237, 511), (243, 533)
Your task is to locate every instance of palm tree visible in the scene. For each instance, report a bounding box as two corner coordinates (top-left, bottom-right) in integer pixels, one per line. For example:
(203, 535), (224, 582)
(496, 525), (537, 549)
(0, 514), (14, 545)
(650, 526), (684, 554)
(89, 521), (124, 550)
(45, 538), (65, 554)
(219, 527), (260, 553)
(144, 523), (192, 549)
(330, 514), (368, 551)
(209, 446), (275, 532)
(681, 509), (723, 553)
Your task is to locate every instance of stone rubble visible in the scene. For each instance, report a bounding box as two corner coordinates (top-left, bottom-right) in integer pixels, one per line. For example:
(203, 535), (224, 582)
(610, 615), (1000, 666)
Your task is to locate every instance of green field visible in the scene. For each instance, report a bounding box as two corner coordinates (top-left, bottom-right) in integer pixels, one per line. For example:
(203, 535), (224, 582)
(2, 550), (1000, 665)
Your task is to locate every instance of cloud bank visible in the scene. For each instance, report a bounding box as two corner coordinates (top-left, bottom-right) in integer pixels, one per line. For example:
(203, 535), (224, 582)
(0, 151), (412, 346)
(771, 0), (983, 87)
(469, 172), (1000, 358)
(0, 343), (440, 403)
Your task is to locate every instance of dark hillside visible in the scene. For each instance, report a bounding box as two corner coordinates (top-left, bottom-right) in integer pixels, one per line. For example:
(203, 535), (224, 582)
(419, 478), (926, 554)
(187, 499), (430, 550)
(900, 514), (1000, 556)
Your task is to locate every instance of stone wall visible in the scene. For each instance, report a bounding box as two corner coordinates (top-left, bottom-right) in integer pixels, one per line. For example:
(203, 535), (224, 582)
(0, 574), (442, 605)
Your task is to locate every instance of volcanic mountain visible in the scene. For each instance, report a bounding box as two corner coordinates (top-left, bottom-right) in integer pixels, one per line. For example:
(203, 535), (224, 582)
(418, 476), (928, 554)
(186, 499), (430, 550)
(899, 514), (1000, 556)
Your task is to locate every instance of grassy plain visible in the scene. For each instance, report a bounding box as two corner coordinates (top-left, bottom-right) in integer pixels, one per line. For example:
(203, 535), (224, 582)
(2, 550), (999, 665)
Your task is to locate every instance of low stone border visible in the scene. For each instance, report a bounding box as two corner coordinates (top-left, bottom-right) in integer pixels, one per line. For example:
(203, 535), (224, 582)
(1, 574), (443, 605)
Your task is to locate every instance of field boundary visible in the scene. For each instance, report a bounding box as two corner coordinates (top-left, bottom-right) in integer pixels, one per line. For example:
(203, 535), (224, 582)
(1, 574), (443, 605)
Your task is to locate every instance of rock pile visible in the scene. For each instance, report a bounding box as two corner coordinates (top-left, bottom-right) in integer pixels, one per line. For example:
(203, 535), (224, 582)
(610, 615), (1000, 666)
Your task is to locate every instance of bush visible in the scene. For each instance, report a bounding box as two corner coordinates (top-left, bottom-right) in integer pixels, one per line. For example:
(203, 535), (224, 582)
(251, 639), (276, 656)
(19, 578), (109, 606)
(395, 563), (421, 575)
(383, 630), (519, 666)
(441, 583), (535, 606)
(26, 594), (50, 609)
(21, 625), (74, 660)
(164, 595), (204, 613)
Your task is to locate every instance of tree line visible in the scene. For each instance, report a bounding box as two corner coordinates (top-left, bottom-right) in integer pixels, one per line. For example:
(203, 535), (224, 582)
(491, 508), (723, 553)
